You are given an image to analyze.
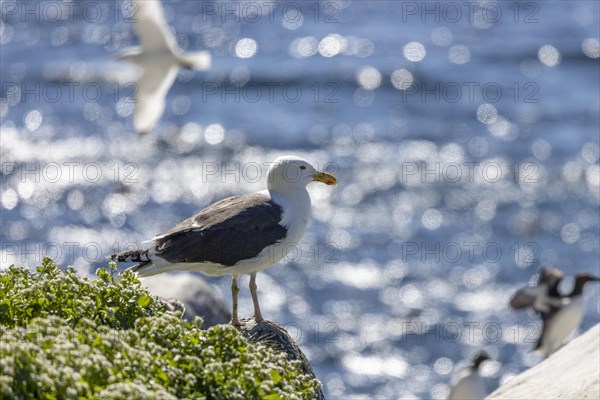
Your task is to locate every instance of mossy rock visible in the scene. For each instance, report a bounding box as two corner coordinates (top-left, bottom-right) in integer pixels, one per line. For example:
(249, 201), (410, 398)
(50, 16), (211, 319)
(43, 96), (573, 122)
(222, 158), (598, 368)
(0, 258), (322, 399)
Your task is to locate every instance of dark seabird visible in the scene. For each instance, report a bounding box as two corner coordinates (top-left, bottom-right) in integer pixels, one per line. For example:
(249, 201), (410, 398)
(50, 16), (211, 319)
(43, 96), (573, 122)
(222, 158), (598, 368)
(111, 155), (337, 326)
(534, 272), (599, 358)
(509, 267), (564, 318)
(115, 0), (211, 134)
(447, 351), (492, 400)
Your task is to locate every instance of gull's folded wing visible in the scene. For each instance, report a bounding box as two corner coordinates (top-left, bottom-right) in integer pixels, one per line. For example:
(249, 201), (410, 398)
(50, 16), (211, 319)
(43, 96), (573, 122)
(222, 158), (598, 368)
(153, 193), (287, 267)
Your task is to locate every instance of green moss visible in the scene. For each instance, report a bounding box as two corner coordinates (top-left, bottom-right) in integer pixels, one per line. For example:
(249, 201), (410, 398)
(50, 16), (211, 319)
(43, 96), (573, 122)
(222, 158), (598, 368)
(0, 258), (320, 399)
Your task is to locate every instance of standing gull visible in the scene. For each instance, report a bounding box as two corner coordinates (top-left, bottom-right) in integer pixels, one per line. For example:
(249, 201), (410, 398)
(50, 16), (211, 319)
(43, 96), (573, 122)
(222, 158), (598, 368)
(115, 0), (211, 134)
(111, 155), (337, 325)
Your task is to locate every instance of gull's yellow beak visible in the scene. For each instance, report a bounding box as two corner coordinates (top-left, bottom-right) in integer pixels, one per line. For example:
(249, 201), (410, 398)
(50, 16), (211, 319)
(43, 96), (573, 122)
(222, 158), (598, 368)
(311, 171), (337, 185)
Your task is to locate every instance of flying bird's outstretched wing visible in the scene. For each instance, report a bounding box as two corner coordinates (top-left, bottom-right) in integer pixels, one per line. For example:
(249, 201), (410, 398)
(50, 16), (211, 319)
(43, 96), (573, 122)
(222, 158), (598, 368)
(133, 0), (177, 53)
(510, 285), (563, 315)
(133, 63), (178, 134)
(509, 286), (542, 310)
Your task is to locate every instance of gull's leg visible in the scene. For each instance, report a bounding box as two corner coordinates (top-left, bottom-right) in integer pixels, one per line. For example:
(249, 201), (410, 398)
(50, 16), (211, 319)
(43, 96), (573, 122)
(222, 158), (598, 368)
(249, 273), (264, 323)
(230, 275), (241, 326)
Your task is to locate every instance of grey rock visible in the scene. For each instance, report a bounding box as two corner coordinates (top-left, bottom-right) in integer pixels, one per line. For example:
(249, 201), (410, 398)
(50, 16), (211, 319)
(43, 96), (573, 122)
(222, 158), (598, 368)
(141, 272), (231, 327)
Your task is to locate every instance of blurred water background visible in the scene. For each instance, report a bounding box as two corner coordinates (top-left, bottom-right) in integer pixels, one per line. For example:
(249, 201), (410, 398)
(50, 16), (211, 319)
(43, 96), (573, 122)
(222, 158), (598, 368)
(1, 1), (599, 398)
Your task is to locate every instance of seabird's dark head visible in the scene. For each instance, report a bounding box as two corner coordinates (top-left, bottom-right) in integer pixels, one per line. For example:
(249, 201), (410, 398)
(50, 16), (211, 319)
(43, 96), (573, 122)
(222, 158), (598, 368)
(471, 351), (492, 371)
(539, 267), (564, 297)
(571, 273), (600, 296)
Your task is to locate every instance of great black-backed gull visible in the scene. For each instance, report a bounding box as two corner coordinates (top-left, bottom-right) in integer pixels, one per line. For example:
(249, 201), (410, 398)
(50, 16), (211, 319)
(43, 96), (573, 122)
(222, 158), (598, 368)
(111, 155), (337, 325)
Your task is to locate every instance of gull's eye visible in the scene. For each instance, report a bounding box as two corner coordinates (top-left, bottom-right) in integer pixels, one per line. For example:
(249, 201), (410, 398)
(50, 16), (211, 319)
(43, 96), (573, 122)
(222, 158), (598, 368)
(300, 165), (306, 170)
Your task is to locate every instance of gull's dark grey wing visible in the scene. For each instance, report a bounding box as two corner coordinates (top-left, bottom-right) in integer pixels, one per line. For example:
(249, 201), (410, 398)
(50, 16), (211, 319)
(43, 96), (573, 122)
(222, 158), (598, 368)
(153, 193), (287, 266)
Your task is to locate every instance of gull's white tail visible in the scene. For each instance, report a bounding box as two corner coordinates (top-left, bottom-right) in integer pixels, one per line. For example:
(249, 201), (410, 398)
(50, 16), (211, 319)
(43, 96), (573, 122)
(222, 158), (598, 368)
(112, 248), (169, 277)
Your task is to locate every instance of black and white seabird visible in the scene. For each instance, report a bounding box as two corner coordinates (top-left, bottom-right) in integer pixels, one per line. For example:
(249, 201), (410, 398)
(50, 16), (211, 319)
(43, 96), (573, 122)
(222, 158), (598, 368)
(447, 351), (492, 400)
(115, 0), (211, 134)
(111, 155), (337, 326)
(509, 267), (564, 318)
(534, 272), (600, 358)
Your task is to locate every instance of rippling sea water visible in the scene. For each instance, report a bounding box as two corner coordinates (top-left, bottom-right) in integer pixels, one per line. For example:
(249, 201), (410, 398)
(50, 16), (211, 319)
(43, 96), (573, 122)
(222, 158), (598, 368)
(1, 1), (599, 398)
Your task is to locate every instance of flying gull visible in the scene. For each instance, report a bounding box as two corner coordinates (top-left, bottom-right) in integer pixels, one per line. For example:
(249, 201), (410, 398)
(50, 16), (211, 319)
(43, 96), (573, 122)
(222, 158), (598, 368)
(447, 351), (492, 400)
(533, 272), (599, 358)
(111, 155), (337, 326)
(115, 0), (211, 134)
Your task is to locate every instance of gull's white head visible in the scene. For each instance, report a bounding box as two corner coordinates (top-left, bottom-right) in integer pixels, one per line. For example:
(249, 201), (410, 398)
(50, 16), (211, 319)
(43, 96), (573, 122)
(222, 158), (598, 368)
(267, 155), (337, 192)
